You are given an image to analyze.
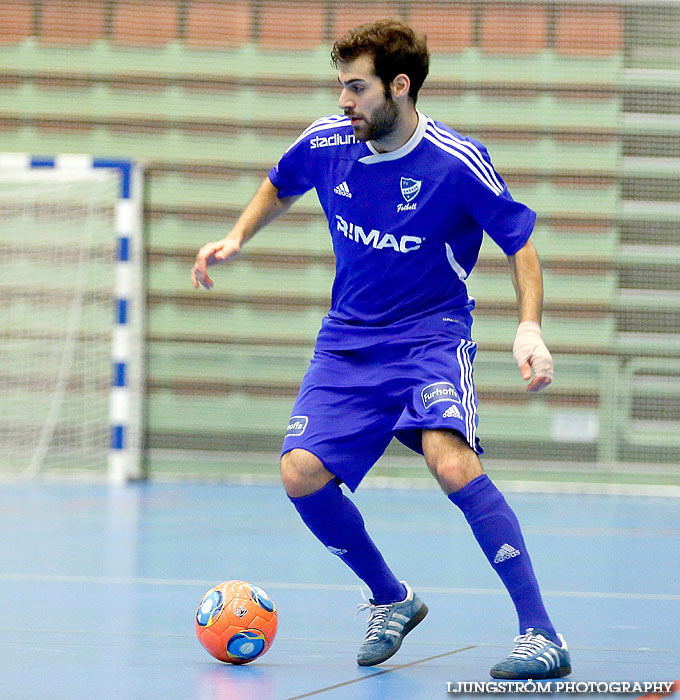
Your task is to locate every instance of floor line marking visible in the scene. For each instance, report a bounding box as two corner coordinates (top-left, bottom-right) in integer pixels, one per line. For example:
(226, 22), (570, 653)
(0, 628), (677, 655)
(1, 574), (679, 601)
(282, 645), (476, 700)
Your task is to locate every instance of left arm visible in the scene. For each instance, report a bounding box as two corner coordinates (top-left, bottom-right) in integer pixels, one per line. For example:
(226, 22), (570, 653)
(507, 240), (553, 392)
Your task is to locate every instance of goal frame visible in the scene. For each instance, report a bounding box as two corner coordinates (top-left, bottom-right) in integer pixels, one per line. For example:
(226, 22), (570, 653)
(0, 153), (144, 484)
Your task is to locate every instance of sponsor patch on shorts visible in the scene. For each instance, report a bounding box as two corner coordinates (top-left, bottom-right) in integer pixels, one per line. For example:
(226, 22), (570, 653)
(285, 415), (308, 437)
(421, 381), (460, 410)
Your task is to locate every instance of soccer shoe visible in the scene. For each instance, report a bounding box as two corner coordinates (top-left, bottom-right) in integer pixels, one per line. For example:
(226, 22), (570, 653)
(356, 582), (428, 666)
(490, 628), (571, 679)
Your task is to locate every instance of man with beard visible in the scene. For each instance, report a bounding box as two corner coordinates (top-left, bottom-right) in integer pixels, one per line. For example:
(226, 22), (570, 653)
(192, 19), (571, 681)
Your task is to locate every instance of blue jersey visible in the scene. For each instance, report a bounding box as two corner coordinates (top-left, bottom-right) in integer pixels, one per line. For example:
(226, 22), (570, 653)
(269, 112), (535, 345)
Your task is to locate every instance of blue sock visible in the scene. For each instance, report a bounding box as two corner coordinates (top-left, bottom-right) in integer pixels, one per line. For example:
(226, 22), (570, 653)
(289, 479), (406, 605)
(448, 474), (558, 642)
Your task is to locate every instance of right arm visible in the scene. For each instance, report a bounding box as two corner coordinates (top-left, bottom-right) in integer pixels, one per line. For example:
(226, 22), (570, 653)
(192, 177), (300, 289)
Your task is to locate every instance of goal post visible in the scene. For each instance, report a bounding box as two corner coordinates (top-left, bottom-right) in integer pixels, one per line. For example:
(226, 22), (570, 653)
(0, 154), (144, 483)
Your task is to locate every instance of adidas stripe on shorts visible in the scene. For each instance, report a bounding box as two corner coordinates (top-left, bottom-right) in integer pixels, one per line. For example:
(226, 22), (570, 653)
(281, 318), (483, 492)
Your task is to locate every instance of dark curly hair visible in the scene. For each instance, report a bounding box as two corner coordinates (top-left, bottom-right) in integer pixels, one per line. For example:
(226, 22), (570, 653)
(331, 20), (430, 104)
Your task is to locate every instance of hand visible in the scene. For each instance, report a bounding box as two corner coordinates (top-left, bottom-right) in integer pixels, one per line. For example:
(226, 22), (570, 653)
(512, 321), (553, 392)
(191, 238), (241, 289)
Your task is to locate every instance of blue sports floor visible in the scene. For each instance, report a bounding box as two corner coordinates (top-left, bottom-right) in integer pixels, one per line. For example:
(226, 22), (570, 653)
(1, 481), (678, 700)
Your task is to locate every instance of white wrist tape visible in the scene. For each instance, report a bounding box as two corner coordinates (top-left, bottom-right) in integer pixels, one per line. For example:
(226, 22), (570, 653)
(512, 321), (554, 380)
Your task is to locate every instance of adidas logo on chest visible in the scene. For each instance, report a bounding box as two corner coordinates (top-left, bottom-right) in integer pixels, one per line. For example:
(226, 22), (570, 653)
(334, 181), (352, 198)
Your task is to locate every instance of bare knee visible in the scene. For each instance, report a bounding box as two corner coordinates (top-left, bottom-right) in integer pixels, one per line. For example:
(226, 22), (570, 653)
(280, 449), (335, 498)
(422, 429), (483, 494)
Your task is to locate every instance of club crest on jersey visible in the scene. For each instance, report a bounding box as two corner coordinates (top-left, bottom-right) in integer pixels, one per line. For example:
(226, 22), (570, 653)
(400, 177), (422, 202)
(421, 381), (460, 410)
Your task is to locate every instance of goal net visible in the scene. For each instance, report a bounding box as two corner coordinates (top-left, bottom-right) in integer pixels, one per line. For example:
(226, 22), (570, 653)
(0, 156), (143, 482)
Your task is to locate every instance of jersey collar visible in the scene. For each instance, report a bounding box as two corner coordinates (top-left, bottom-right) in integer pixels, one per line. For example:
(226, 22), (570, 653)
(358, 111), (427, 165)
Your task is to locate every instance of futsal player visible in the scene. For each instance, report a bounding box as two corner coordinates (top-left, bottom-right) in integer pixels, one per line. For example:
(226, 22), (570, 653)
(192, 20), (571, 680)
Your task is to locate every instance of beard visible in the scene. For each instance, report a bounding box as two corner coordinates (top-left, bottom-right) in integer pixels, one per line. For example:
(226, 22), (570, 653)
(347, 92), (399, 142)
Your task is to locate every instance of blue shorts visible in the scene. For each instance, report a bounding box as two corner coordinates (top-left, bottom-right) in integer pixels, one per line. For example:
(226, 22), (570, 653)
(281, 314), (482, 491)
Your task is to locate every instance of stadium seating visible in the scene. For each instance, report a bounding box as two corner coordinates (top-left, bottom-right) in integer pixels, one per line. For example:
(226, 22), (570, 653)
(112, 0), (178, 47)
(0, 1), (32, 44)
(259, 1), (325, 50)
(408, 3), (474, 52)
(480, 4), (547, 54)
(556, 6), (623, 56)
(184, 0), (251, 49)
(39, 0), (105, 45)
(333, 3), (401, 36)
(614, 357), (680, 464)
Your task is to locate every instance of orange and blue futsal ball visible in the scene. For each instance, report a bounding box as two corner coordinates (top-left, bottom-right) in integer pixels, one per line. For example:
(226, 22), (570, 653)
(195, 580), (277, 664)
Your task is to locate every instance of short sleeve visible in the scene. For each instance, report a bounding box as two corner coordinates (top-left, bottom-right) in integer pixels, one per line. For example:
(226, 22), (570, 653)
(458, 143), (536, 256)
(268, 132), (316, 199)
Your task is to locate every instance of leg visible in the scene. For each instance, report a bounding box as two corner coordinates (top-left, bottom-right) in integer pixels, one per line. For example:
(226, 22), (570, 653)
(280, 345), (431, 665)
(281, 448), (428, 667)
(423, 430), (570, 678)
(423, 429), (558, 641)
(422, 427), (483, 492)
(280, 447), (334, 497)
(280, 448), (405, 604)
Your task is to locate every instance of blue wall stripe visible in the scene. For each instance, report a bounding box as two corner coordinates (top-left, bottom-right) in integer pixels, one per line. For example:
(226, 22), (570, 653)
(118, 161), (132, 199)
(116, 298), (128, 325)
(30, 157), (56, 168)
(113, 362), (127, 387)
(93, 159), (132, 199)
(110, 425), (125, 450)
(117, 236), (130, 262)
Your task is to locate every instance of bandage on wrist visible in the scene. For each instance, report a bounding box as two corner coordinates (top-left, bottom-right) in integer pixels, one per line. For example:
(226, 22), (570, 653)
(513, 321), (553, 380)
